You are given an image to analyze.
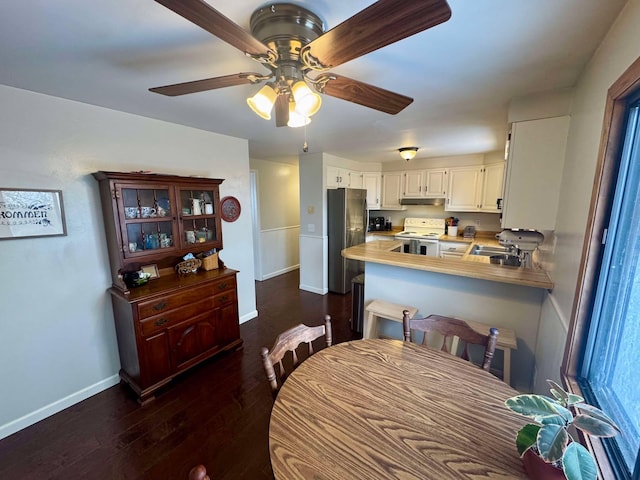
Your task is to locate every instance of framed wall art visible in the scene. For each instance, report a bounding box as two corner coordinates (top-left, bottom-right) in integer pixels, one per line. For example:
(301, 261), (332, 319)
(0, 188), (67, 239)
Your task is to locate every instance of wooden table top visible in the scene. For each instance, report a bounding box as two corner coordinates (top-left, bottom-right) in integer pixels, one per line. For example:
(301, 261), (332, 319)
(269, 339), (528, 479)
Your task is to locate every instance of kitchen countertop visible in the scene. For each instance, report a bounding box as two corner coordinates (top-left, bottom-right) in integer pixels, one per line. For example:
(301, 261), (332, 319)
(343, 239), (553, 290)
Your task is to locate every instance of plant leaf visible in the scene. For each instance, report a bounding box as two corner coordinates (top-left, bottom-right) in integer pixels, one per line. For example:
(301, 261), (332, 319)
(574, 403), (621, 433)
(516, 424), (539, 456)
(537, 424), (569, 463)
(547, 379), (569, 403)
(540, 414), (568, 426)
(567, 393), (585, 405)
(572, 413), (620, 437)
(506, 395), (563, 419)
(562, 442), (598, 480)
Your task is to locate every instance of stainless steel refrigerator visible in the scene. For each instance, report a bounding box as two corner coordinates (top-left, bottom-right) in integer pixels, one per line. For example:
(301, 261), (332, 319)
(328, 188), (367, 294)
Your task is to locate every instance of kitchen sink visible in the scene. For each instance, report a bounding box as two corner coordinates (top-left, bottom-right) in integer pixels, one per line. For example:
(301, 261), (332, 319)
(468, 245), (514, 256)
(489, 254), (522, 267)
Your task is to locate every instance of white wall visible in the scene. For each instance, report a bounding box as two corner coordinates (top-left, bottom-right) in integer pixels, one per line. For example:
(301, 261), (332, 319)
(535, 0), (640, 393)
(249, 158), (300, 280)
(298, 152), (326, 293)
(0, 85), (257, 439)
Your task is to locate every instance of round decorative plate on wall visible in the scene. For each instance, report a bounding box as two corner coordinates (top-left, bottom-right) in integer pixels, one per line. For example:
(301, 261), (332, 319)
(220, 196), (241, 222)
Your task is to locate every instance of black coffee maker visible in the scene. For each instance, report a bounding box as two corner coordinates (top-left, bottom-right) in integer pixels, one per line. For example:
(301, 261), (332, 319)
(369, 216), (386, 231)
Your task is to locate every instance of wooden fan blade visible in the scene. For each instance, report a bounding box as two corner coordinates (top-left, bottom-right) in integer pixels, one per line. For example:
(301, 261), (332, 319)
(275, 95), (289, 127)
(154, 0), (272, 58)
(314, 74), (413, 114)
(149, 72), (265, 96)
(304, 0), (451, 69)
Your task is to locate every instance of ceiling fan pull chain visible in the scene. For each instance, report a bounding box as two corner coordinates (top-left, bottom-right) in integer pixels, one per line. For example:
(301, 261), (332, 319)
(303, 122), (309, 153)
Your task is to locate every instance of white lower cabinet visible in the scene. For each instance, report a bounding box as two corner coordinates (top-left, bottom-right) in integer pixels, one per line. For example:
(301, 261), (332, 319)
(438, 241), (468, 258)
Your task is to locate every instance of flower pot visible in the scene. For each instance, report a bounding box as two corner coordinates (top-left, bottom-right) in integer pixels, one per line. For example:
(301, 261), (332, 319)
(522, 449), (565, 479)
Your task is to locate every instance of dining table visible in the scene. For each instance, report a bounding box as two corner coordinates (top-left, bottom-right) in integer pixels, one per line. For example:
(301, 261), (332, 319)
(268, 338), (529, 479)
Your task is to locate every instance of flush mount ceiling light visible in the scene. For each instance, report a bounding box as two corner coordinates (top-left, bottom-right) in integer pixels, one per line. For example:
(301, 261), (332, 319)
(399, 147), (419, 161)
(149, 1), (452, 127)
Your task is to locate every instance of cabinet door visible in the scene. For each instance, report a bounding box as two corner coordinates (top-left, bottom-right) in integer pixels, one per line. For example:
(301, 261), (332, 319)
(326, 166), (342, 188)
(403, 170), (424, 197)
(381, 171), (404, 209)
(169, 310), (219, 372)
(140, 331), (172, 387)
(425, 168), (448, 197)
(362, 172), (381, 209)
(348, 170), (363, 189)
(479, 162), (505, 212)
(175, 185), (222, 250)
(502, 116), (570, 230)
(446, 166), (482, 211)
(116, 183), (177, 258)
(216, 301), (240, 346)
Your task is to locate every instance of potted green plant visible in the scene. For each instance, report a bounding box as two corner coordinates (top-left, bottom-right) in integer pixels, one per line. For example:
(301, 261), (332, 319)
(505, 379), (619, 480)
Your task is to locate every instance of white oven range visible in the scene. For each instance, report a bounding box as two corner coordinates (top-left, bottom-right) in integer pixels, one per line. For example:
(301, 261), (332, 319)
(394, 218), (446, 257)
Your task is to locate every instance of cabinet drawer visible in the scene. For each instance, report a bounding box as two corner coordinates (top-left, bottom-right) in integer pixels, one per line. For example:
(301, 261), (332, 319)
(137, 276), (236, 318)
(213, 289), (236, 308)
(140, 297), (214, 336)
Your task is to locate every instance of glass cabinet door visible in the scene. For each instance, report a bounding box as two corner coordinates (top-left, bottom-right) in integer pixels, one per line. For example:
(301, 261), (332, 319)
(177, 187), (220, 248)
(117, 185), (177, 257)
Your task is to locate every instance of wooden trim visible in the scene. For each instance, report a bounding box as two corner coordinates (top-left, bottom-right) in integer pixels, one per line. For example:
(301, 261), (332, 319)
(562, 55), (640, 479)
(563, 55), (640, 377)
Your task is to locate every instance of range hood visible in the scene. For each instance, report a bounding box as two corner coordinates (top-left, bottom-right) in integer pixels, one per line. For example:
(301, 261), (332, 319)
(400, 197), (445, 206)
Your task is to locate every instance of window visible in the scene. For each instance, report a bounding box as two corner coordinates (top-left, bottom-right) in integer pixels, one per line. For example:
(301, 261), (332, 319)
(564, 57), (640, 480)
(583, 101), (640, 476)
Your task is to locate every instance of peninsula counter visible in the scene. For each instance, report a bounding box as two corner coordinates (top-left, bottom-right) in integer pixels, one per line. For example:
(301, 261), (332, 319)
(342, 240), (552, 391)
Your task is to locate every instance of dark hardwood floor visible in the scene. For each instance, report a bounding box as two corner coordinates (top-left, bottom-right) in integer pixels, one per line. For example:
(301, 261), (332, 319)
(0, 270), (359, 479)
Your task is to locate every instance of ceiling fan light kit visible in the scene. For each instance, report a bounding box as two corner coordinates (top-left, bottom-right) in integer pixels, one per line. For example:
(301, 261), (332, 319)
(151, 0), (452, 127)
(287, 101), (311, 128)
(399, 147), (419, 161)
(246, 83), (278, 119)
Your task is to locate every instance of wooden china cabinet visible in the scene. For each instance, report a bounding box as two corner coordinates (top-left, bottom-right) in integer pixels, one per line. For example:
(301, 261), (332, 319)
(93, 171), (242, 404)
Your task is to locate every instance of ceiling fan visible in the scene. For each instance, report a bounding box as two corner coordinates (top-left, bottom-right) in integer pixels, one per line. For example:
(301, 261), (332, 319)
(150, 0), (452, 127)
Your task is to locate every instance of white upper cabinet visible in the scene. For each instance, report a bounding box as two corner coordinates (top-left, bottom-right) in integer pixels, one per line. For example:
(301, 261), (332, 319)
(446, 166), (482, 211)
(501, 116), (570, 230)
(446, 163), (505, 212)
(402, 170), (424, 197)
(479, 162), (505, 212)
(424, 168), (448, 197)
(362, 172), (381, 210)
(381, 171), (405, 209)
(402, 168), (448, 198)
(348, 170), (363, 189)
(327, 166), (362, 189)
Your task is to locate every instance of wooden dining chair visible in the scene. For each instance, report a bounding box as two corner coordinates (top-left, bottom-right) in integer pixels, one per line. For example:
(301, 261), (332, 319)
(402, 310), (499, 371)
(188, 464), (210, 480)
(261, 315), (332, 393)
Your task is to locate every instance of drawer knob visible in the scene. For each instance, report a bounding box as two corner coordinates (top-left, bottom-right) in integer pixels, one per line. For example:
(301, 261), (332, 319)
(219, 295), (229, 302)
(153, 301), (168, 311)
(154, 318), (168, 327)
(218, 282), (227, 290)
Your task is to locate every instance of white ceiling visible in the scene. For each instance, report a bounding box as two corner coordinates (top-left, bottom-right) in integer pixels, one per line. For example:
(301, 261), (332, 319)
(0, 0), (627, 163)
